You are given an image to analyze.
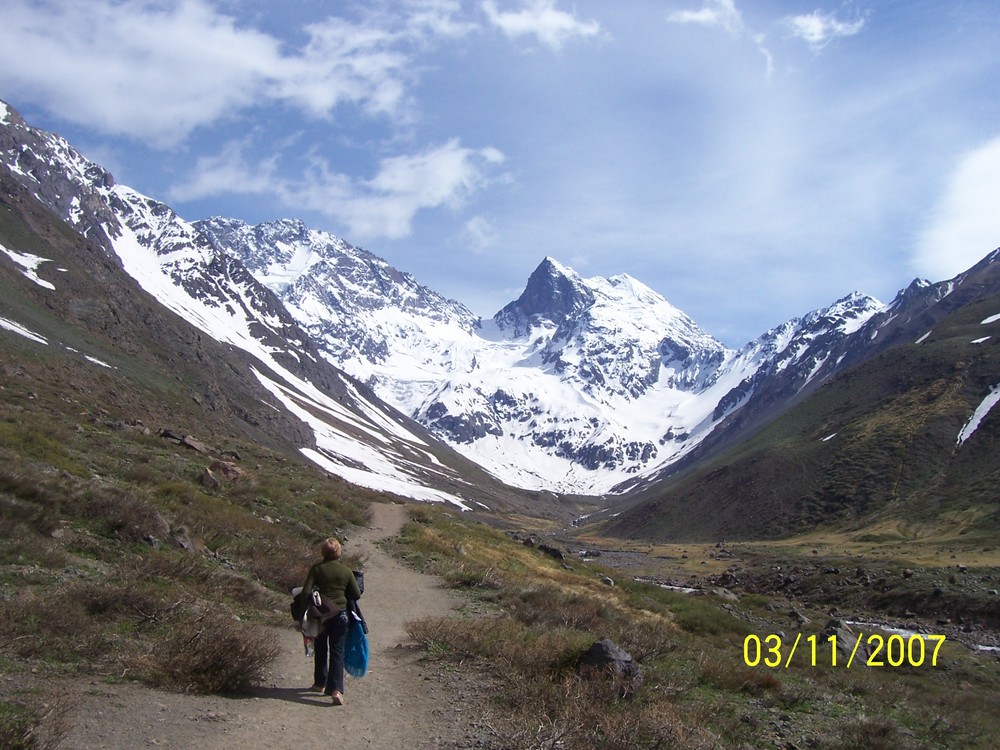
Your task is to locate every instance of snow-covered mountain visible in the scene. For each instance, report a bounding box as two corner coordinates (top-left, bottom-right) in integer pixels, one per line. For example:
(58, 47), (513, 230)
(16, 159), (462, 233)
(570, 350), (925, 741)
(9, 98), (966, 501)
(195, 216), (887, 494)
(0, 99), (502, 511)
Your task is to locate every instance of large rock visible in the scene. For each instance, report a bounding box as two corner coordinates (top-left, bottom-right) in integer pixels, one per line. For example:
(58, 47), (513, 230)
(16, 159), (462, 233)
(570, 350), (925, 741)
(209, 460), (244, 480)
(821, 619), (870, 666)
(578, 638), (642, 698)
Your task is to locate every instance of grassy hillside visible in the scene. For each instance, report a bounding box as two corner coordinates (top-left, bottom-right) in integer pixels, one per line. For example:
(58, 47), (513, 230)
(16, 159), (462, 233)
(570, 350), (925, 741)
(601, 295), (1000, 543)
(391, 504), (1000, 750)
(0, 319), (389, 745)
(0, 174), (394, 746)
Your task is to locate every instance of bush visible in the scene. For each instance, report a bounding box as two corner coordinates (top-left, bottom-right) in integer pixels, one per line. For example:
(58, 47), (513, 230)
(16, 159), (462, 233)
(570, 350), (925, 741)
(77, 484), (168, 545)
(482, 673), (699, 750)
(0, 590), (111, 663)
(144, 609), (279, 693)
(0, 696), (70, 750)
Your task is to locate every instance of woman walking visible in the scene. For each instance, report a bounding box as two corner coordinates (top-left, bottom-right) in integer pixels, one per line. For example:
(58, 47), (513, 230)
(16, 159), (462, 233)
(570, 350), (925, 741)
(302, 537), (362, 705)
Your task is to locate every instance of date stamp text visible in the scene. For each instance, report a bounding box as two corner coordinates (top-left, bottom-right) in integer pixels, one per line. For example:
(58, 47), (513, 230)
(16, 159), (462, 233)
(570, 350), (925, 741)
(743, 633), (946, 668)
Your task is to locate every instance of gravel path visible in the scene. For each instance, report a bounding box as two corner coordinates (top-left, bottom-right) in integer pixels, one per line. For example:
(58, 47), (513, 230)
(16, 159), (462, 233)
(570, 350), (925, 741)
(58, 502), (486, 749)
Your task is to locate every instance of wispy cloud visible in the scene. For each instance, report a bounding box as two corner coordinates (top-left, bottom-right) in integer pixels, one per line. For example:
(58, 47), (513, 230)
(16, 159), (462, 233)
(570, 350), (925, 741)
(783, 10), (866, 50)
(481, 0), (601, 50)
(667, 0), (744, 36)
(914, 134), (1000, 281)
(173, 139), (505, 240)
(668, 0), (772, 74)
(464, 215), (499, 251)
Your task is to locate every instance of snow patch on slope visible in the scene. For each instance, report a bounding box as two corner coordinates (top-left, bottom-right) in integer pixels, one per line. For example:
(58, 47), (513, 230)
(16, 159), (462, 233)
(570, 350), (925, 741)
(1, 243), (56, 290)
(0, 315), (48, 344)
(957, 385), (1000, 445)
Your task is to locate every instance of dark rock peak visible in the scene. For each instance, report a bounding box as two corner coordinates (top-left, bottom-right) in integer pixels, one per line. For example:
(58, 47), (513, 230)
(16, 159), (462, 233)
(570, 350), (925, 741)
(494, 257), (595, 334)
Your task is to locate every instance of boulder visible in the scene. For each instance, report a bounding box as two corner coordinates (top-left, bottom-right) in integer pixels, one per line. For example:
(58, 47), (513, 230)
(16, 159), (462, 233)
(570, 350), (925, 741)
(790, 608), (811, 625)
(199, 467), (220, 488)
(209, 460), (244, 480)
(578, 638), (642, 698)
(821, 619), (870, 666)
(181, 435), (209, 453)
(712, 587), (740, 602)
(537, 543), (564, 561)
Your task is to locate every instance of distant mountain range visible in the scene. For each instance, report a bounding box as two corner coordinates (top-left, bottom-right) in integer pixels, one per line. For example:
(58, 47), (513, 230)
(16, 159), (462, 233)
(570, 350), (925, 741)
(3, 97), (999, 535)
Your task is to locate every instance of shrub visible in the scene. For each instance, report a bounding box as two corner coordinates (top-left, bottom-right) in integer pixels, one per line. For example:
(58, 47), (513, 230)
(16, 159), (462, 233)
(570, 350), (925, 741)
(482, 672), (699, 750)
(819, 715), (912, 750)
(504, 583), (615, 630)
(78, 485), (167, 544)
(0, 469), (61, 536)
(143, 609), (279, 694)
(0, 696), (70, 750)
(0, 589), (111, 663)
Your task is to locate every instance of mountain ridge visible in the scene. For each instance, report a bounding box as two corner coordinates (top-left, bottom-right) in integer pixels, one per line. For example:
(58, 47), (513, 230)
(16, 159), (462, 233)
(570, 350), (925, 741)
(1, 99), (531, 514)
(4, 97), (1000, 516)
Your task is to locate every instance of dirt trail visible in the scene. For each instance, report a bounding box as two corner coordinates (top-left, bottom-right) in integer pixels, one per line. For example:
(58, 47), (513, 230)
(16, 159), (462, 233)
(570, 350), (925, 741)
(60, 502), (485, 749)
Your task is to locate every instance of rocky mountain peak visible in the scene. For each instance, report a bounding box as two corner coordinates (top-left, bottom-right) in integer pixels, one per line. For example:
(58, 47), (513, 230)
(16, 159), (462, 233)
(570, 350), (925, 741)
(494, 256), (596, 335)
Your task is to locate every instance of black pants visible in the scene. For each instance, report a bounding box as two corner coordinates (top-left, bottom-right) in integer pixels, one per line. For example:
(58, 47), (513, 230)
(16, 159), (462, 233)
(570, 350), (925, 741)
(313, 612), (349, 694)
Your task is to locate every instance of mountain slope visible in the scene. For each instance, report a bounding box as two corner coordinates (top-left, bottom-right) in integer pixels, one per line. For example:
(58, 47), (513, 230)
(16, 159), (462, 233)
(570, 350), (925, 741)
(194, 222), (751, 493)
(0, 99), (531, 514)
(7, 97), (998, 529)
(600, 252), (1000, 540)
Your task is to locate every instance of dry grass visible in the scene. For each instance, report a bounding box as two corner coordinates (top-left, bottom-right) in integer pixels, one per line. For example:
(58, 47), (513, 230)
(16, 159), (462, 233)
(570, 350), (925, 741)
(0, 379), (377, 750)
(393, 503), (1000, 750)
(0, 693), (72, 750)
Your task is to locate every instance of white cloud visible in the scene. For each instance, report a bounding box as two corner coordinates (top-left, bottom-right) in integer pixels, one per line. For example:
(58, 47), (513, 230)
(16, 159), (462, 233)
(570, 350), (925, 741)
(783, 11), (866, 50)
(464, 215), (499, 251)
(400, 0), (479, 38)
(173, 140), (505, 240)
(668, 0), (744, 36)
(914, 135), (1000, 281)
(482, 0), (601, 50)
(168, 141), (279, 202)
(0, 0), (276, 146)
(0, 0), (468, 147)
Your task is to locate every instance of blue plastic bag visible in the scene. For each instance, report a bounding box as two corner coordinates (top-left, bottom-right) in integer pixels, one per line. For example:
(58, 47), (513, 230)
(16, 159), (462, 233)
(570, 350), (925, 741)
(344, 613), (369, 678)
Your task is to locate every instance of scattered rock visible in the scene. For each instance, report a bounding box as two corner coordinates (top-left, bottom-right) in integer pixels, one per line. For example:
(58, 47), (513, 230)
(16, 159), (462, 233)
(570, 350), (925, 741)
(181, 435), (209, 453)
(821, 619), (870, 666)
(578, 638), (642, 697)
(209, 460), (244, 480)
(199, 468), (220, 488)
(712, 587), (740, 602)
(789, 608), (811, 626)
(537, 543), (564, 561)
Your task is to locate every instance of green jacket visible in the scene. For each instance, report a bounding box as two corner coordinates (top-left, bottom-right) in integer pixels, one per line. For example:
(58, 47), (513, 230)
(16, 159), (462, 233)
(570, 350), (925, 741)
(302, 559), (361, 611)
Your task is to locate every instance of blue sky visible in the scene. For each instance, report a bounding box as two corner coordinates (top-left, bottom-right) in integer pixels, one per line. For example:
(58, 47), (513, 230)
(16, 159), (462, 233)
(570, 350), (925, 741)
(2, 0), (999, 346)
